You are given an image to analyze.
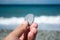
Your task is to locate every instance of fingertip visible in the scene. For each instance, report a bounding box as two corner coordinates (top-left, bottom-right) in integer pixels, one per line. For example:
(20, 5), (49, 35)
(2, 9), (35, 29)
(21, 21), (29, 29)
(21, 21), (29, 31)
(30, 23), (38, 28)
(33, 23), (38, 28)
(23, 21), (28, 25)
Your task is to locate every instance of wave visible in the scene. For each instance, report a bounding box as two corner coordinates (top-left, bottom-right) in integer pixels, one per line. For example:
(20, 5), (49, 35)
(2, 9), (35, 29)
(0, 16), (60, 25)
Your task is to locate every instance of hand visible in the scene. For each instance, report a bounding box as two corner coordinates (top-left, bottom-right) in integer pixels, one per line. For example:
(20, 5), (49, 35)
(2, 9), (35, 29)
(4, 21), (38, 40)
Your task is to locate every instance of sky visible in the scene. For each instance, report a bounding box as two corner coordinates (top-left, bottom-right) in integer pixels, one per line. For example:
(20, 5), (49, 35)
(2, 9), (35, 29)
(0, 0), (60, 4)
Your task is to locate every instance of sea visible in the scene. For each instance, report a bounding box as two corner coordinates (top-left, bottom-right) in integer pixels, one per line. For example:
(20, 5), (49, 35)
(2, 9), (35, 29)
(0, 4), (60, 40)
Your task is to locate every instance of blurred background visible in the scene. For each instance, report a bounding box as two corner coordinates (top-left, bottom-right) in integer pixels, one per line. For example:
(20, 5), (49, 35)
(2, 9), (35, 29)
(0, 0), (60, 40)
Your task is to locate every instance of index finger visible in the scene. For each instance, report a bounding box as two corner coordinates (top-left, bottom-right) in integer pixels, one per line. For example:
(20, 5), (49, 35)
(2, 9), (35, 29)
(30, 23), (38, 30)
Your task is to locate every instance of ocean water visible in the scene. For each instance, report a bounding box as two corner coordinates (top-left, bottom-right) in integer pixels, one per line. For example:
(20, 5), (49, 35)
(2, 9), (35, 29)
(0, 5), (60, 40)
(0, 5), (60, 17)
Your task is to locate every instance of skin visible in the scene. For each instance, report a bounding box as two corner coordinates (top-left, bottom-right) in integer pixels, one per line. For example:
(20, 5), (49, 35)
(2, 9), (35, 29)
(4, 21), (38, 40)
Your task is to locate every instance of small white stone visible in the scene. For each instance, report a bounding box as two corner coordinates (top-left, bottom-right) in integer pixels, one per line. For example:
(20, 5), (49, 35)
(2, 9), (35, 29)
(25, 14), (34, 25)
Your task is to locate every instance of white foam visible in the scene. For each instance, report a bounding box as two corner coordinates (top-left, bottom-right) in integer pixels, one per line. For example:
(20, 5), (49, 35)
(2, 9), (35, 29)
(34, 16), (60, 24)
(0, 17), (24, 25)
(0, 16), (60, 25)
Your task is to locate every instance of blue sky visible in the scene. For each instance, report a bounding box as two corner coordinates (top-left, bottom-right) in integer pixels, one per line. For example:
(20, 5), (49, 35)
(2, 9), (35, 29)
(0, 0), (60, 4)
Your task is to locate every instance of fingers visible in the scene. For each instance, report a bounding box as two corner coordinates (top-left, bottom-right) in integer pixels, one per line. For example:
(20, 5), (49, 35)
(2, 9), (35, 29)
(20, 34), (24, 40)
(28, 23), (38, 40)
(30, 23), (38, 30)
(12, 21), (28, 37)
(7, 21), (28, 38)
(28, 28), (37, 40)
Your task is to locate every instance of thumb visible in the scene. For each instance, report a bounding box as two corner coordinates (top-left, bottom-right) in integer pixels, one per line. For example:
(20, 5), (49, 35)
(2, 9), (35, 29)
(8, 21), (28, 38)
(12, 21), (28, 37)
